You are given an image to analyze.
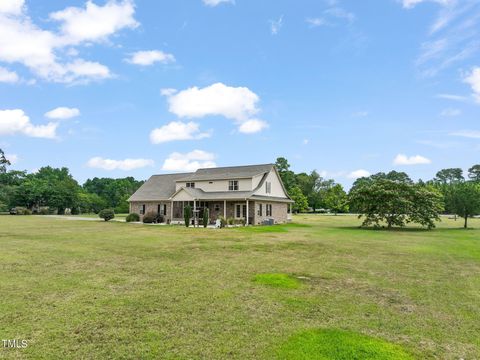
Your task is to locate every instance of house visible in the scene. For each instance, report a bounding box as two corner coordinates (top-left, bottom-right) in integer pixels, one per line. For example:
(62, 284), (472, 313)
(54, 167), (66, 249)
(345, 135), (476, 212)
(128, 163), (294, 225)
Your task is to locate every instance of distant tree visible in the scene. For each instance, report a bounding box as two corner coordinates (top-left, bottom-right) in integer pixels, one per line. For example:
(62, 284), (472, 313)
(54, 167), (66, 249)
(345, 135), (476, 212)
(434, 168), (464, 184)
(184, 205), (192, 227)
(77, 192), (108, 214)
(275, 157), (296, 193)
(349, 174), (443, 229)
(289, 186), (309, 213)
(295, 170), (333, 211)
(468, 165), (480, 182)
(324, 184), (349, 215)
(0, 149), (10, 174)
(83, 177), (144, 210)
(446, 181), (480, 228)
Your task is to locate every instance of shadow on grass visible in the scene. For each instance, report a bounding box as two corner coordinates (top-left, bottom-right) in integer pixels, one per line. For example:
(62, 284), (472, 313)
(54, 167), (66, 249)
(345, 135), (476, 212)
(337, 226), (476, 233)
(233, 223), (312, 233)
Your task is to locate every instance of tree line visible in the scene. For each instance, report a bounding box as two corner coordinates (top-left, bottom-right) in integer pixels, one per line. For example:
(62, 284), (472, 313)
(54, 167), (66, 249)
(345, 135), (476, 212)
(0, 149), (143, 214)
(276, 157), (480, 229)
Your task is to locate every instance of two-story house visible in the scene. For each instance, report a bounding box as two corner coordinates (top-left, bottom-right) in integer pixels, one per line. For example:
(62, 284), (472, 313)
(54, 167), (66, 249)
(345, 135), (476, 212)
(128, 164), (294, 225)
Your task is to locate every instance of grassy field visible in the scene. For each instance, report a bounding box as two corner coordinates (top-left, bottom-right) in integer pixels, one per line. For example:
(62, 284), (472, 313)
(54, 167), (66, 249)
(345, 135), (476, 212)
(0, 215), (479, 359)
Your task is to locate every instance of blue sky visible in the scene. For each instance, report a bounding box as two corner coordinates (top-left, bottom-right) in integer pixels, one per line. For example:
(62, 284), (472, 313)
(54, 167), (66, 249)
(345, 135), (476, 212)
(0, 0), (479, 187)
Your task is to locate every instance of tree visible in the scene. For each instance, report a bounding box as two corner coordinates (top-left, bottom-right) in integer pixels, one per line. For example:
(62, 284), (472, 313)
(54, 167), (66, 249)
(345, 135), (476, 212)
(468, 165), (480, 182)
(0, 149), (10, 174)
(324, 184), (349, 215)
(184, 205), (192, 227)
(289, 186), (309, 213)
(275, 157), (296, 193)
(99, 209), (115, 222)
(203, 208), (210, 228)
(434, 168), (464, 184)
(295, 170), (333, 211)
(349, 174), (443, 229)
(446, 181), (480, 228)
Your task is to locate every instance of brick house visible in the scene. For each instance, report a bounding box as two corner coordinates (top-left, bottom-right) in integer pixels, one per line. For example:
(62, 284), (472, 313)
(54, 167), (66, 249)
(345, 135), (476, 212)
(128, 164), (294, 225)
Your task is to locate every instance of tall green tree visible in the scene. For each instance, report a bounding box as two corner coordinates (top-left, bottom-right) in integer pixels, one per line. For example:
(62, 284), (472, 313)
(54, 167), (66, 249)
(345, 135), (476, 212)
(0, 149), (10, 174)
(324, 184), (349, 215)
(446, 181), (480, 228)
(468, 165), (480, 182)
(275, 157), (296, 193)
(289, 186), (309, 213)
(434, 168), (464, 184)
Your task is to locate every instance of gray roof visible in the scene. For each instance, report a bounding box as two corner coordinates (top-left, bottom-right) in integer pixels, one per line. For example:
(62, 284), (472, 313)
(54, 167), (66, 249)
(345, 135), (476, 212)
(177, 163), (274, 181)
(128, 173), (192, 201)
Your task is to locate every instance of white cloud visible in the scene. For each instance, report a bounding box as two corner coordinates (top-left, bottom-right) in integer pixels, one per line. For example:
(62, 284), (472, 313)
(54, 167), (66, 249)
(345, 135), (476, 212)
(164, 82), (268, 134)
(50, 0), (138, 45)
(352, 110), (368, 117)
(5, 153), (18, 164)
(464, 67), (480, 103)
(347, 169), (371, 179)
(306, 18), (327, 28)
(161, 88), (177, 96)
(0, 109), (58, 139)
(402, 0), (451, 9)
(449, 130), (480, 139)
(0, 0), (24, 15)
(87, 156), (154, 171)
(270, 15), (283, 35)
(202, 0), (234, 7)
(126, 50), (175, 66)
(405, 1), (480, 76)
(238, 119), (268, 134)
(440, 108), (461, 117)
(0, 0), (136, 83)
(393, 154), (432, 165)
(44, 107), (80, 120)
(303, 139), (309, 145)
(436, 93), (469, 102)
(0, 66), (19, 83)
(162, 150), (216, 172)
(150, 121), (211, 144)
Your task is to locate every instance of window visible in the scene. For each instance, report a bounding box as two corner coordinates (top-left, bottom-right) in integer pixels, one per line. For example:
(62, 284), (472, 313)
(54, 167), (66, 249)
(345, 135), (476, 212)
(229, 180), (239, 191)
(265, 181), (271, 194)
(214, 204), (220, 211)
(266, 204), (272, 216)
(163, 204), (167, 215)
(235, 204), (246, 218)
(258, 203), (263, 216)
(157, 204), (161, 214)
(186, 182), (195, 188)
(141, 204), (146, 215)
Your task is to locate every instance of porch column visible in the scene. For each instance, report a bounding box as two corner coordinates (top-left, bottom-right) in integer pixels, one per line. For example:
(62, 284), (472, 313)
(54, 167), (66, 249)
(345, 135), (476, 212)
(193, 199), (196, 227)
(246, 199), (249, 226)
(170, 201), (173, 223)
(224, 200), (226, 219)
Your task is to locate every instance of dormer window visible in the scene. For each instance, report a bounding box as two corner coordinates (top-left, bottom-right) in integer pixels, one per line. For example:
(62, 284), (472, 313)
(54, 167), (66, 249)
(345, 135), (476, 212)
(228, 180), (239, 191)
(186, 182), (195, 188)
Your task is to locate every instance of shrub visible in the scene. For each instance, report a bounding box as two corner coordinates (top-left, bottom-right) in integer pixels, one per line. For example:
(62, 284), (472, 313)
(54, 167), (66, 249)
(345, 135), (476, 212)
(99, 208), (115, 222)
(12, 207), (31, 215)
(203, 208), (209, 228)
(70, 207), (80, 215)
(38, 207), (50, 215)
(126, 213), (140, 222)
(218, 216), (226, 228)
(227, 217), (235, 226)
(184, 205), (192, 227)
(23, 208), (32, 215)
(142, 211), (156, 224)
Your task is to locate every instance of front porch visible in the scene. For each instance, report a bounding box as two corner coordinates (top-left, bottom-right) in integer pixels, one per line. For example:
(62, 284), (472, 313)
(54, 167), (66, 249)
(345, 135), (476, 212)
(171, 200), (255, 225)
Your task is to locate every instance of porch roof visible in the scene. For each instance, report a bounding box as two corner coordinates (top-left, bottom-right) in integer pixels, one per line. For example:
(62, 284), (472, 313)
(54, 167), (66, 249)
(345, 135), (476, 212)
(169, 187), (294, 203)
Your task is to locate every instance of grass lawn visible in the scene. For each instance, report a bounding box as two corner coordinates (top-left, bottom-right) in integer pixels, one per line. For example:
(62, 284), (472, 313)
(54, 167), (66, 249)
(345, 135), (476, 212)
(0, 215), (479, 359)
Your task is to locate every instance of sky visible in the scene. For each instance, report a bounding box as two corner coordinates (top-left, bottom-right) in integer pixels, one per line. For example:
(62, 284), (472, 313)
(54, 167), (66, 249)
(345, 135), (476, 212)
(0, 0), (479, 188)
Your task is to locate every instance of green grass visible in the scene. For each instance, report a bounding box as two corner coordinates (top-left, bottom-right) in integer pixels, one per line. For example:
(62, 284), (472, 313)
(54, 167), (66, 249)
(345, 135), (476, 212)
(0, 214), (479, 359)
(253, 273), (302, 289)
(277, 329), (413, 360)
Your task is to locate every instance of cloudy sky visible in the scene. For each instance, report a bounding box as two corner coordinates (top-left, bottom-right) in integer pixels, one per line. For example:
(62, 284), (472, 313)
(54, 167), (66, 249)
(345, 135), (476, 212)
(0, 0), (479, 187)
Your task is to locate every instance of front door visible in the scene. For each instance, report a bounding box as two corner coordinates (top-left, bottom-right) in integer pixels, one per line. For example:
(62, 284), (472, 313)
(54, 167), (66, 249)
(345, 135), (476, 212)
(235, 204), (246, 219)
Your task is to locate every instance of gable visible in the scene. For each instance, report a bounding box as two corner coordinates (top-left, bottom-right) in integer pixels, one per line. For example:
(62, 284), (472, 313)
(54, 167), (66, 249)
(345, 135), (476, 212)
(253, 168), (290, 198)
